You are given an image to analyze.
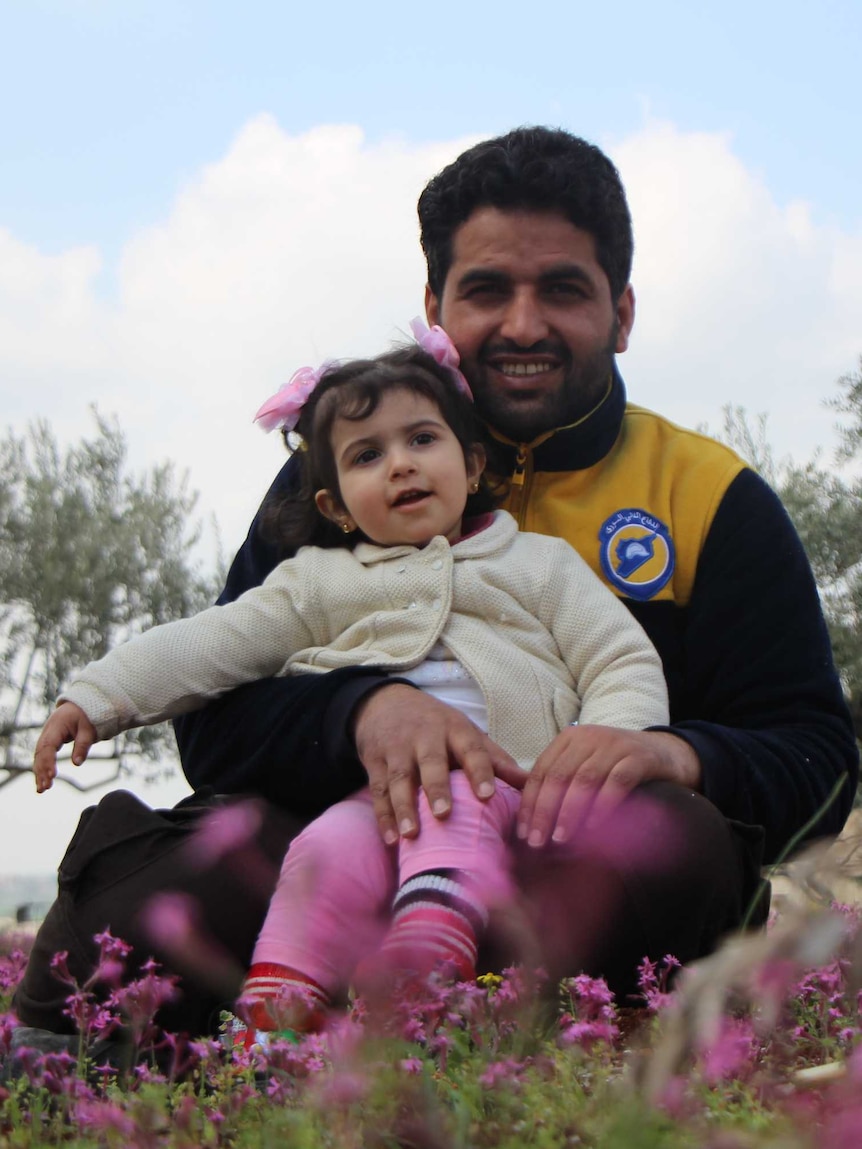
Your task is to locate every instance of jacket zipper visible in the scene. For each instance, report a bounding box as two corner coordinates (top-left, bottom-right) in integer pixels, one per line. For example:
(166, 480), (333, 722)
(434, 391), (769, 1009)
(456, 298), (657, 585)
(508, 445), (531, 527)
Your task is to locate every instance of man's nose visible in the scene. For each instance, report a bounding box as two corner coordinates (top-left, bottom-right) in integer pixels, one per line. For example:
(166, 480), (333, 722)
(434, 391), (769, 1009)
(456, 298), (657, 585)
(499, 289), (549, 346)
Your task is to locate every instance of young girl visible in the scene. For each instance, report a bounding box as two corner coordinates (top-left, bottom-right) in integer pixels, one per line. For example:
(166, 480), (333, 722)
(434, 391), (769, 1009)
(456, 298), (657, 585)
(33, 322), (669, 1040)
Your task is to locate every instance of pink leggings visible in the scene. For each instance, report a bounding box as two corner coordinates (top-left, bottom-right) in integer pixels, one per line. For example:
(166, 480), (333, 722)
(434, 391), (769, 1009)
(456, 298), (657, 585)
(251, 773), (521, 995)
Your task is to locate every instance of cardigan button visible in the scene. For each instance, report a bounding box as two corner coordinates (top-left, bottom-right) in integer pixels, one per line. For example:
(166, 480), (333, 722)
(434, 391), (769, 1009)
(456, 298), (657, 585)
(431, 559), (443, 570)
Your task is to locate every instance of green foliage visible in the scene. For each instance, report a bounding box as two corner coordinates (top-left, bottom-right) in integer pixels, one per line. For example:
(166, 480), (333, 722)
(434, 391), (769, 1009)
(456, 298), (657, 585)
(711, 359), (862, 737)
(0, 410), (218, 790)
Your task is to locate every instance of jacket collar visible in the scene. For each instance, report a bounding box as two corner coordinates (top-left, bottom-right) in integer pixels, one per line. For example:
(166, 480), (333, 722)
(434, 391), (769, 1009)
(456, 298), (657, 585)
(485, 367), (627, 476)
(351, 510), (518, 567)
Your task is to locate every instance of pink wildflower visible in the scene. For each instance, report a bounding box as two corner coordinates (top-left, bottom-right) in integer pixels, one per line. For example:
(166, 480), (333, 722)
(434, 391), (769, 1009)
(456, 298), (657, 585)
(107, 959), (178, 1045)
(559, 973), (619, 1050)
(637, 954), (681, 1012)
(185, 799), (264, 868)
(480, 1059), (527, 1089)
(698, 1016), (758, 1084)
(73, 1099), (136, 1137)
(49, 949), (75, 987)
(313, 1069), (370, 1106)
(0, 950), (27, 993)
(820, 1106), (862, 1149)
(1, 1011), (18, 1056)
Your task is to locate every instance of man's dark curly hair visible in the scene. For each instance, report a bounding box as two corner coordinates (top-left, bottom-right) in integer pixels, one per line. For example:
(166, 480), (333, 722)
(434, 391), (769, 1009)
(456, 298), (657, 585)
(418, 126), (633, 302)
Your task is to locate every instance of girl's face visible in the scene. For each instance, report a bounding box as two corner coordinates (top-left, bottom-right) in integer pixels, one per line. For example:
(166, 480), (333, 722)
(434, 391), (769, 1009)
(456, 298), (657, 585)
(315, 389), (484, 548)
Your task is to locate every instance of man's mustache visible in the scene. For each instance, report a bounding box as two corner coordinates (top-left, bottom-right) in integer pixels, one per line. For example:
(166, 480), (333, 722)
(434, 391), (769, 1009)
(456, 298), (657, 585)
(480, 340), (571, 362)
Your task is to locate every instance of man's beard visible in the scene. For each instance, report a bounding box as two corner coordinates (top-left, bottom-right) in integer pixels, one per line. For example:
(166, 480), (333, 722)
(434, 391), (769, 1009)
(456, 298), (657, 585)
(467, 323), (619, 444)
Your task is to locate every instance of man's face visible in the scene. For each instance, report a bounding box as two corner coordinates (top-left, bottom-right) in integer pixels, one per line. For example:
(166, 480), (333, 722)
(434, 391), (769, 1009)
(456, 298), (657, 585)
(426, 207), (635, 443)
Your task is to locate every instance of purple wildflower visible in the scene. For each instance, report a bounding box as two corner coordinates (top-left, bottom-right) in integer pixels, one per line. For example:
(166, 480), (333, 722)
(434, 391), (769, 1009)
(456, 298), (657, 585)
(400, 1057), (424, 1075)
(480, 1058), (527, 1089)
(0, 949), (27, 993)
(559, 973), (619, 1050)
(107, 959), (178, 1049)
(820, 1106), (862, 1149)
(637, 954), (681, 1012)
(698, 1016), (758, 1084)
(73, 1099), (136, 1137)
(185, 799), (264, 868)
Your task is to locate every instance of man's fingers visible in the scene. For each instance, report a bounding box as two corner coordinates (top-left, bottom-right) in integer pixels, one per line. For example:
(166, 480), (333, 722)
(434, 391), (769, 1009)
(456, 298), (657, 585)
(387, 758), (424, 839)
(517, 735), (572, 841)
(577, 759), (642, 832)
(414, 748), (456, 820)
(366, 763), (401, 846)
(518, 754), (572, 847)
(491, 753), (527, 792)
(450, 740), (496, 802)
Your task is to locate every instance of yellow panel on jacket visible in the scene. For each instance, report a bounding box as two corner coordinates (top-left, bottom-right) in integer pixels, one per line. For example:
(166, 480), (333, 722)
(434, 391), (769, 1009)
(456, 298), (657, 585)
(499, 403), (747, 607)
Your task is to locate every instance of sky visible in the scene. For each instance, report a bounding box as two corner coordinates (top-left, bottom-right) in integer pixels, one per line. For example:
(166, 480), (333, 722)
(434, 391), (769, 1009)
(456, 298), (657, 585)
(1, 0), (861, 877)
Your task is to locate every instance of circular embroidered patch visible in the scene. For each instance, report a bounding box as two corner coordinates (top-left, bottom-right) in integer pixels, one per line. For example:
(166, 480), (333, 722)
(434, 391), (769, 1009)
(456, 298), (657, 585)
(598, 509), (675, 601)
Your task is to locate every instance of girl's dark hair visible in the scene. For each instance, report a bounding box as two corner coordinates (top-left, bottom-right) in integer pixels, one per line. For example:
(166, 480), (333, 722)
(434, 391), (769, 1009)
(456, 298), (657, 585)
(261, 346), (502, 555)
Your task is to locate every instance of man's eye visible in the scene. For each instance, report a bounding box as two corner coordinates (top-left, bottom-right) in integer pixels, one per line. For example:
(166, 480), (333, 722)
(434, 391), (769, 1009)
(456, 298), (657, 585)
(546, 282), (585, 297)
(466, 282), (506, 299)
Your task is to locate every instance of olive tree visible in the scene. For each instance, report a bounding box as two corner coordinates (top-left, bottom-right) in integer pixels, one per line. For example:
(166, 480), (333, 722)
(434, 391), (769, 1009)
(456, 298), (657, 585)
(0, 411), (219, 790)
(713, 359), (862, 736)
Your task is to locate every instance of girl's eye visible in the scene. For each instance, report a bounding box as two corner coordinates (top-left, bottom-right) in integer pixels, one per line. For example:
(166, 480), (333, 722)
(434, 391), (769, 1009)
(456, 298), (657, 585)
(354, 448), (380, 465)
(412, 431), (436, 446)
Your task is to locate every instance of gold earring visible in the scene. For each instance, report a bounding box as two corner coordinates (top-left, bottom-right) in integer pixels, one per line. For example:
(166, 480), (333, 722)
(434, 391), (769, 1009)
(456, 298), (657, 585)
(341, 521), (353, 534)
(470, 481), (480, 493)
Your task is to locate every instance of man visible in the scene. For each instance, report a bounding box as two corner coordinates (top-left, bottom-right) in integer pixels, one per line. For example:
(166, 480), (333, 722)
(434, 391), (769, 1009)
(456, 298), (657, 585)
(15, 127), (858, 1039)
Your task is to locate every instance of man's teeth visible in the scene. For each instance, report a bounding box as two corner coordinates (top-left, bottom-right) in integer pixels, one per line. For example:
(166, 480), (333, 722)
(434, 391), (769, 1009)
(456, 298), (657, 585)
(497, 362), (554, 377)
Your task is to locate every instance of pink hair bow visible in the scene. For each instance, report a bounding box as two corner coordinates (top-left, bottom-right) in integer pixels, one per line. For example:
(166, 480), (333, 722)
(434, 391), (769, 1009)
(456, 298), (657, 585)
(253, 364), (328, 433)
(409, 318), (473, 400)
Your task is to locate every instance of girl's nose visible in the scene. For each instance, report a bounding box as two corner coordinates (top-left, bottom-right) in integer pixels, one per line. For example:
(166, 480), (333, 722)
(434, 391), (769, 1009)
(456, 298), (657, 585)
(389, 449), (417, 478)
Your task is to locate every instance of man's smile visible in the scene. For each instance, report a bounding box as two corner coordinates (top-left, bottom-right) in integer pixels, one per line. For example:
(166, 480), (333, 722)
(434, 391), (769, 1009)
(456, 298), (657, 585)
(493, 361), (556, 377)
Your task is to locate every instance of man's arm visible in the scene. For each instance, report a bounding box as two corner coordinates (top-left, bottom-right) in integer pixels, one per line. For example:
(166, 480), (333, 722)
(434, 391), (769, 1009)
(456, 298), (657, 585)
(506, 470), (858, 859)
(649, 469), (858, 862)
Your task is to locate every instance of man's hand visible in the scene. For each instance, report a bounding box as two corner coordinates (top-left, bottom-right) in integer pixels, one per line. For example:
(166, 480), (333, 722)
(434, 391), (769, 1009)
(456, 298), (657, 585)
(352, 684), (524, 844)
(33, 702), (98, 794)
(517, 725), (702, 847)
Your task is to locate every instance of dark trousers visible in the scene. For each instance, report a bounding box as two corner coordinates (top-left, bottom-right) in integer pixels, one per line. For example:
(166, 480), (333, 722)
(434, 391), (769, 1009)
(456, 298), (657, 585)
(14, 782), (766, 1036)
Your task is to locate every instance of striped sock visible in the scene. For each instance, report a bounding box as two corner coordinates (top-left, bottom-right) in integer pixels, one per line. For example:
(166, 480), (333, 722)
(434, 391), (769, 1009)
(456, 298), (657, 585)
(240, 963), (329, 1032)
(378, 869), (487, 982)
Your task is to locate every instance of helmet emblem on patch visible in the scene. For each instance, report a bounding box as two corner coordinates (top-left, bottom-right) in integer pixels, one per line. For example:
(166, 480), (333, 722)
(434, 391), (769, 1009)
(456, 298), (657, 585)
(599, 509), (675, 601)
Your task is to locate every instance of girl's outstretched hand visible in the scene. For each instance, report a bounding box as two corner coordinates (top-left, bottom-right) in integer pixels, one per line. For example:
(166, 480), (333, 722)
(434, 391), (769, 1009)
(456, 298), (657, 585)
(33, 702), (98, 793)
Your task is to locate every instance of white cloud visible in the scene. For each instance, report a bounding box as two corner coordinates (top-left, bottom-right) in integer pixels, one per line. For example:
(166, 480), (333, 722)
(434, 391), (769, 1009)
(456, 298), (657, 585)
(613, 120), (862, 456)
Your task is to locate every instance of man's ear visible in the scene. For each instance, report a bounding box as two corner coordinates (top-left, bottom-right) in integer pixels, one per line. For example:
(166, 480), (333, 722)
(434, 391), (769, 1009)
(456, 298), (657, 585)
(314, 489), (355, 532)
(614, 284), (635, 354)
(425, 283), (441, 327)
